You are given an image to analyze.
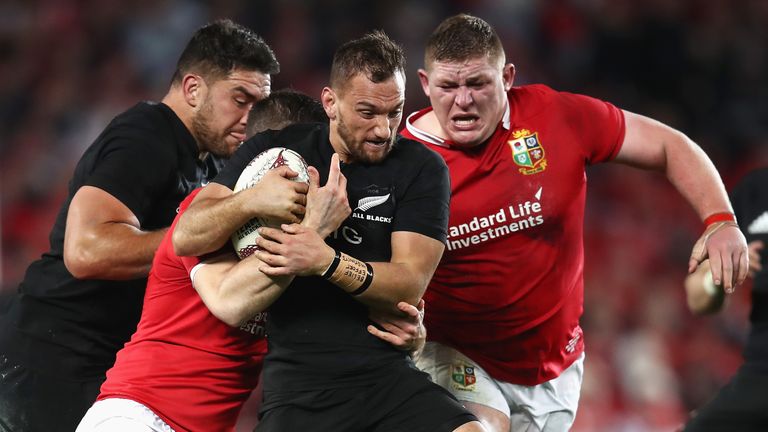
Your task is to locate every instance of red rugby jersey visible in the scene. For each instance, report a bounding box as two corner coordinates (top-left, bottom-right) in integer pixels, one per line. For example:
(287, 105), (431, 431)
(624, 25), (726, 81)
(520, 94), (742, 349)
(402, 84), (624, 386)
(98, 188), (268, 431)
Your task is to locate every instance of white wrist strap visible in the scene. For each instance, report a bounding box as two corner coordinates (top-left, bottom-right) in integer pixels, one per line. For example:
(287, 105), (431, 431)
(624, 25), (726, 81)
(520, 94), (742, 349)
(189, 262), (207, 287)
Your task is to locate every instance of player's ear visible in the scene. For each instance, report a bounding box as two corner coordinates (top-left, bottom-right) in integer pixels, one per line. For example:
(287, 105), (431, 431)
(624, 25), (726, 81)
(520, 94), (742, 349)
(502, 63), (515, 92)
(417, 69), (431, 97)
(183, 74), (205, 108)
(321, 87), (337, 120)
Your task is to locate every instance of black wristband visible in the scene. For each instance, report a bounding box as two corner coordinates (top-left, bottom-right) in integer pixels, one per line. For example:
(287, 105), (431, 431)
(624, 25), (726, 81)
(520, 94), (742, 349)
(349, 262), (374, 296)
(321, 249), (341, 279)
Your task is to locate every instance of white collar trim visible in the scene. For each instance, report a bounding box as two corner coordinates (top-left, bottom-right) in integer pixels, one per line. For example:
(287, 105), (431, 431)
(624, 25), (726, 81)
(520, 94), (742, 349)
(404, 100), (511, 148)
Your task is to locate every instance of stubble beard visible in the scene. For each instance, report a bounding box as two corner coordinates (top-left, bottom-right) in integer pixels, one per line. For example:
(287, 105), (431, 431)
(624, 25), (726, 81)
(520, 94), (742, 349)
(337, 114), (394, 165)
(191, 98), (231, 158)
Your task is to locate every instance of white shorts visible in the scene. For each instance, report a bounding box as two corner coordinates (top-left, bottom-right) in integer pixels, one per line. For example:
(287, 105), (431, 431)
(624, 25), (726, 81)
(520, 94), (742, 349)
(415, 341), (584, 432)
(76, 398), (175, 432)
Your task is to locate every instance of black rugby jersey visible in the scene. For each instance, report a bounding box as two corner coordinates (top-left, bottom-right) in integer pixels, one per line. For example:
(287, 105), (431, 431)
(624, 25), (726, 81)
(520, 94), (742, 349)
(731, 168), (768, 323)
(0, 102), (224, 378)
(214, 123), (450, 391)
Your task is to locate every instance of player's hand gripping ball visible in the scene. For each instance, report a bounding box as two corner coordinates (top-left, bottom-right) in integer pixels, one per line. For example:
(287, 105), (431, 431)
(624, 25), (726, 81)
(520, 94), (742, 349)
(231, 147), (309, 259)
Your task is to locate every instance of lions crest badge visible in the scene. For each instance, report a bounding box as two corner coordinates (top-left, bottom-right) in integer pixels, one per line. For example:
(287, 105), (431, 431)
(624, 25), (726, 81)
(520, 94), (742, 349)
(509, 129), (547, 175)
(451, 363), (477, 391)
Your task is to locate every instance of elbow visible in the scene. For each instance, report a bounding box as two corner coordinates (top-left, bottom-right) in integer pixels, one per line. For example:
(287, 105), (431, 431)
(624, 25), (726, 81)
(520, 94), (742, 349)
(402, 290), (423, 308)
(171, 228), (192, 257)
(218, 313), (245, 328)
(207, 288), (259, 328)
(64, 247), (101, 279)
(411, 273), (433, 305)
(212, 306), (252, 328)
(394, 270), (432, 306)
(172, 211), (200, 257)
(396, 280), (428, 308)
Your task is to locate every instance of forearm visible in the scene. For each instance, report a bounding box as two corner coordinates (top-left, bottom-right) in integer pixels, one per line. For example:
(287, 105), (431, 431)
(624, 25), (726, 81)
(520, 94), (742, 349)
(219, 261), (293, 326)
(321, 238), (441, 314)
(254, 228), (439, 315)
(326, 253), (424, 312)
(663, 137), (732, 220)
(195, 255), (293, 327)
(173, 190), (256, 257)
(617, 111), (733, 221)
(64, 224), (167, 280)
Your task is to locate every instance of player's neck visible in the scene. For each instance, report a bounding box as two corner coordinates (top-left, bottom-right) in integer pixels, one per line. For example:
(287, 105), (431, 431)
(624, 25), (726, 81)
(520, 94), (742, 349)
(161, 90), (194, 135)
(162, 89), (208, 157)
(327, 123), (351, 164)
(412, 110), (448, 141)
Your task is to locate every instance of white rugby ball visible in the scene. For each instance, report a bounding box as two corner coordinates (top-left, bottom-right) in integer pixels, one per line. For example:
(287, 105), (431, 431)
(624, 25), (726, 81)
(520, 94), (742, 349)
(231, 147), (310, 259)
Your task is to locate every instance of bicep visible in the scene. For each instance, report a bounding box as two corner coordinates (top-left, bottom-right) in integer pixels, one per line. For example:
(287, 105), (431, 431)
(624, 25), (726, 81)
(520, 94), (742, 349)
(65, 186), (141, 245)
(614, 110), (685, 170)
(188, 182), (234, 208)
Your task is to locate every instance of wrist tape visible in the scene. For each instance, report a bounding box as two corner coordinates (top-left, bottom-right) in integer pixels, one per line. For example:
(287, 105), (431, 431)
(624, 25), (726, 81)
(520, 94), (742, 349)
(322, 249), (374, 296)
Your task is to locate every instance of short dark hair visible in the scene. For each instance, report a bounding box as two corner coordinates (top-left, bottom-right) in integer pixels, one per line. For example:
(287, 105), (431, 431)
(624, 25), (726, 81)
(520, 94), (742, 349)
(330, 30), (405, 92)
(246, 89), (327, 137)
(425, 14), (504, 69)
(171, 19), (279, 85)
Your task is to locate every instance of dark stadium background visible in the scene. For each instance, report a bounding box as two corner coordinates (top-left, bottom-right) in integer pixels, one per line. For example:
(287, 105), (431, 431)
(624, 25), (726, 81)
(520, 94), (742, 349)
(2, 1), (766, 430)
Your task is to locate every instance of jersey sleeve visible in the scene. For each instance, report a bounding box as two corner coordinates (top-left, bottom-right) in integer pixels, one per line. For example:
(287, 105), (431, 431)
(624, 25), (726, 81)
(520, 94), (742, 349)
(392, 146), (451, 243)
(730, 168), (768, 236)
(558, 91), (626, 164)
(84, 129), (175, 223)
(730, 176), (749, 230)
(213, 132), (274, 189)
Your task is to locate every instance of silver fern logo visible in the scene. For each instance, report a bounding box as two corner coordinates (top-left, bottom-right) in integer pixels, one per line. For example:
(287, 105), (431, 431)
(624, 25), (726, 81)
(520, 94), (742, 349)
(355, 194), (391, 212)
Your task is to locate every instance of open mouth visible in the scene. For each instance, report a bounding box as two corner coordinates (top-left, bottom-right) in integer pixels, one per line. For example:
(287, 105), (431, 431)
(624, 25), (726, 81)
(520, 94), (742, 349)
(451, 115), (479, 129)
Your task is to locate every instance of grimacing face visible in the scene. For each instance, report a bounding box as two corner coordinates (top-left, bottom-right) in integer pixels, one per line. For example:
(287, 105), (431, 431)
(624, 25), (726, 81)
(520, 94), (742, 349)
(326, 71), (405, 164)
(191, 69), (272, 158)
(418, 55), (514, 148)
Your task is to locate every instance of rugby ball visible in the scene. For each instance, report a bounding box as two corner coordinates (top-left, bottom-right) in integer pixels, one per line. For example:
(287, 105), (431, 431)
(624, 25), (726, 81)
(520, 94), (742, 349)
(231, 147), (310, 259)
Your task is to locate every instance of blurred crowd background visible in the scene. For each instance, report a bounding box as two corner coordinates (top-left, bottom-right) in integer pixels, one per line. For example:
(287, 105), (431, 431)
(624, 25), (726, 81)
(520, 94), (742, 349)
(2, 1), (767, 431)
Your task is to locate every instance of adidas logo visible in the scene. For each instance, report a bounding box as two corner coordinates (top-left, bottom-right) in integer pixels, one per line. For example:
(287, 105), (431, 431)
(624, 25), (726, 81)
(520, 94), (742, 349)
(748, 211), (768, 234)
